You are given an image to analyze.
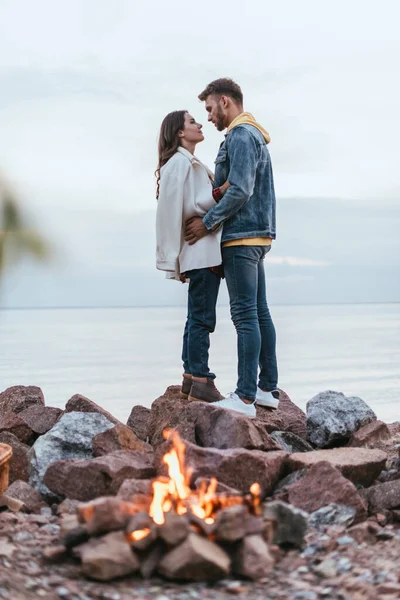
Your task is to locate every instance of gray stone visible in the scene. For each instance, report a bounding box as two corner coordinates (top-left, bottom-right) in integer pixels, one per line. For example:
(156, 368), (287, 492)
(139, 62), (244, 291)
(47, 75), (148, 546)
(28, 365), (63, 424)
(308, 504), (357, 529)
(306, 390), (376, 448)
(270, 431), (313, 453)
(263, 500), (308, 548)
(28, 412), (114, 500)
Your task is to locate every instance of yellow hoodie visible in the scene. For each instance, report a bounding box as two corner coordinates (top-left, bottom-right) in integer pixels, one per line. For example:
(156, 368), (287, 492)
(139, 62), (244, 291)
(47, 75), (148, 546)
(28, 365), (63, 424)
(223, 112), (273, 248)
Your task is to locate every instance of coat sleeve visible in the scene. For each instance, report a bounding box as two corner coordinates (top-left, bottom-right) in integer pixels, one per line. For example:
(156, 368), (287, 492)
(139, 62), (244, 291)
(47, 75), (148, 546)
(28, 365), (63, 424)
(156, 161), (188, 276)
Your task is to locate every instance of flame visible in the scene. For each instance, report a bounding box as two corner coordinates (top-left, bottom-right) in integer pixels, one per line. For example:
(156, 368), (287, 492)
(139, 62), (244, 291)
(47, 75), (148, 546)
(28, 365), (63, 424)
(127, 528), (151, 542)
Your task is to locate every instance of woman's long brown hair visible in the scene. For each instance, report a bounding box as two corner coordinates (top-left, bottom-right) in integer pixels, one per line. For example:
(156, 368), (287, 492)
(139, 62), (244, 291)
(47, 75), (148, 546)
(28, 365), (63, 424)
(155, 110), (187, 199)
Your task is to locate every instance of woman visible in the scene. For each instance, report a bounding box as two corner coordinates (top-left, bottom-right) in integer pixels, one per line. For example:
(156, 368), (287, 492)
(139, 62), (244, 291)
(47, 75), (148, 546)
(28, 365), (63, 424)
(156, 110), (229, 404)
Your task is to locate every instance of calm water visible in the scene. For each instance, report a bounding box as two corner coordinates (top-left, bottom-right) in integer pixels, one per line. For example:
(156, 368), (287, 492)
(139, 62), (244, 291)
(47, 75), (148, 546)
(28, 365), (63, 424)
(1, 304), (399, 423)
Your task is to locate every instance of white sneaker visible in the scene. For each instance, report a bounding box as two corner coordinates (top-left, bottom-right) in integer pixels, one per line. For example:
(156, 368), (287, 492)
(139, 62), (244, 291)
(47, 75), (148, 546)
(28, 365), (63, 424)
(214, 392), (257, 419)
(256, 388), (279, 409)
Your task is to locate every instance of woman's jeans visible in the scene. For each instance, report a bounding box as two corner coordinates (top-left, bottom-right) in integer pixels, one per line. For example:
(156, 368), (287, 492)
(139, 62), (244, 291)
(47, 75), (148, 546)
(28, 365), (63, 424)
(182, 268), (221, 379)
(222, 245), (278, 401)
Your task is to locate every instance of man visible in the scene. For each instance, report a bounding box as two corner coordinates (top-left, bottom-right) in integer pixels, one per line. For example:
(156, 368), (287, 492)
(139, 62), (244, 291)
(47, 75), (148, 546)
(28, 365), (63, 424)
(185, 78), (279, 418)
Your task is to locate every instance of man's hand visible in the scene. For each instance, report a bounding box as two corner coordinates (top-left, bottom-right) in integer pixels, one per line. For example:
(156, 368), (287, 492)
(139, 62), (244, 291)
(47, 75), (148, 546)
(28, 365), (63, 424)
(184, 217), (208, 245)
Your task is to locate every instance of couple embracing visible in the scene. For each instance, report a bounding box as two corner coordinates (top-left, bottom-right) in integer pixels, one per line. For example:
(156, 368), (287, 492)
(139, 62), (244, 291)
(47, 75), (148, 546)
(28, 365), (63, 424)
(156, 78), (279, 419)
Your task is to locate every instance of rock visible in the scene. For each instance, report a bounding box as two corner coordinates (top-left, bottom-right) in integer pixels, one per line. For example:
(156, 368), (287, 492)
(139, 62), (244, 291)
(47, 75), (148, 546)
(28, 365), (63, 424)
(270, 431), (313, 453)
(78, 496), (138, 536)
(158, 532), (230, 581)
(308, 504), (357, 529)
(147, 393), (197, 448)
(347, 521), (379, 544)
(126, 511), (157, 550)
(256, 388), (307, 440)
(287, 461), (367, 521)
(139, 542), (164, 579)
(117, 478), (152, 500)
(185, 401), (281, 451)
(80, 531), (139, 581)
(2, 480), (47, 513)
(0, 432), (29, 483)
(288, 447), (387, 487)
(263, 501), (308, 548)
(0, 411), (35, 444)
(158, 512), (190, 546)
(156, 440), (288, 496)
(213, 505), (248, 542)
(126, 405), (151, 441)
(57, 498), (81, 516)
(28, 411), (115, 499)
(92, 424), (152, 457)
(232, 534), (275, 580)
(18, 406), (63, 436)
(44, 450), (155, 501)
(387, 421), (400, 437)
(347, 420), (391, 449)
(272, 469), (307, 498)
(65, 394), (119, 424)
(306, 390), (376, 448)
(361, 479), (400, 512)
(0, 385), (45, 414)
(314, 558), (337, 578)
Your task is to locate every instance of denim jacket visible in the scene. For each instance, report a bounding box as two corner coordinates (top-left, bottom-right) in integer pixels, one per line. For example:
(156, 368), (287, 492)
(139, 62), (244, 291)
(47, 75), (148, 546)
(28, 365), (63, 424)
(202, 124), (276, 242)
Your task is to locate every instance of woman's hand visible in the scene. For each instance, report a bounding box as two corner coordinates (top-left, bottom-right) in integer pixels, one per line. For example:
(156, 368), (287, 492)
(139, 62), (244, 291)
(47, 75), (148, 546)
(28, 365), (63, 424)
(220, 180), (230, 196)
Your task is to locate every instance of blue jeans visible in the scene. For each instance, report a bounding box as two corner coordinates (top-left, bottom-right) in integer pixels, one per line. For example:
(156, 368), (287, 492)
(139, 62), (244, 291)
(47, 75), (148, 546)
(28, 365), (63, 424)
(222, 245), (278, 401)
(182, 268), (221, 379)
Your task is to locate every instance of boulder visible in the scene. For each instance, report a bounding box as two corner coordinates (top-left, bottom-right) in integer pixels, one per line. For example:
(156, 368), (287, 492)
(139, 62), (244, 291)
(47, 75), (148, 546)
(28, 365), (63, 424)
(117, 478), (152, 500)
(156, 440), (288, 496)
(158, 532), (230, 581)
(92, 424), (152, 457)
(44, 450), (155, 501)
(18, 406), (63, 436)
(256, 388), (307, 439)
(80, 531), (139, 581)
(231, 534), (275, 580)
(387, 422), (400, 437)
(65, 394), (119, 424)
(348, 420), (391, 449)
(287, 447), (387, 487)
(147, 393), (196, 448)
(29, 412), (115, 499)
(270, 431), (313, 453)
(308, 504), (357, 530)
(126, 405), (151, 441)
(0, 411), (36, 445)
(361, 479), (400, 512)
(2, 480), (47, 513)
(286, 461), (367, 521)
(0, 385), (45, 414)
(306, 390), (376, 448)
(262, 501), (308, 547)
(0, 432), (29, 484)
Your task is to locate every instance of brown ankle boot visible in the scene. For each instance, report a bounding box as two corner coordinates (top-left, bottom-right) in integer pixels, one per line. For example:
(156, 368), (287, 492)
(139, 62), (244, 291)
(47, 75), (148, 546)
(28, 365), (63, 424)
(180, 376), (192, 399)
(188, 378), (224, 403)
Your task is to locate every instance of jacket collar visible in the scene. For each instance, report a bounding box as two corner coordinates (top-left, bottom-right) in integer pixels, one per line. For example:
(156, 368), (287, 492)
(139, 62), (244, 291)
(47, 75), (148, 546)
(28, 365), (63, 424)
(177, 146), (200, 164)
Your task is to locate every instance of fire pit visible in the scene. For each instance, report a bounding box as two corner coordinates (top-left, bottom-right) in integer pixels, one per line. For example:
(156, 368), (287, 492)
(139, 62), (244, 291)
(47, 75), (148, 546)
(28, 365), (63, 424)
(56, 430), (276, 582)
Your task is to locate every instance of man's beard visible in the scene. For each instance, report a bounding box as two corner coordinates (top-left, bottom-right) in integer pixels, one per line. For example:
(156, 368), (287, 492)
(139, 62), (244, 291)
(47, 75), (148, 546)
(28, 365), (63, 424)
(216, 104), (226, 131)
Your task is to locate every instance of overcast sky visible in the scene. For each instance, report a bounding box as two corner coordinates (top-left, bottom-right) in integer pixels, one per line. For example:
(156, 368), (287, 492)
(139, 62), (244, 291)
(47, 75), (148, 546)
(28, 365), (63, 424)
(0, 0), (399, 307)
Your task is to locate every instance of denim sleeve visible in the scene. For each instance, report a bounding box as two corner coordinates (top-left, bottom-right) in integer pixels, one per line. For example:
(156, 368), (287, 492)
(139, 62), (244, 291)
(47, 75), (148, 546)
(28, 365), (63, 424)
(203, 127), (258, 230)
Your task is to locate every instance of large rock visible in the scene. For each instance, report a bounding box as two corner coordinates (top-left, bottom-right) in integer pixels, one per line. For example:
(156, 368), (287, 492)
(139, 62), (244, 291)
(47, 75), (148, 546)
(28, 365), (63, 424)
(92, 424), (152, 457)
(270, 431), (313, 453)
(29, 412), (115, 499)
(232, 534), (275, 580)
(117, 478), (152, 500)
(158, 532), (230, 581)
(126, 405), (151, 441)
(147, 393), (196, 448)
(2, 480), (47, 513)
(65, 394), (119, 424)
(185, 401), (281, 451)
(306, 390), (376, 448)
(18, 406), (63, 436)
(361, 479), (400, 512)
(288, 447), (387, 487)
(0, 432), (29, 483)
(156, 440), (288, 496)
(0, 386), (45, 414)
(256, 389), (307, 440)
(0, 411), (36, 445)
(44, 450), (155, 501)
(80, 531), (139, 581)
(308, 504), (357, 530)
(263, 501), (308, 548)
(348, 420), (391, 449)
(287, 461), (367, 521)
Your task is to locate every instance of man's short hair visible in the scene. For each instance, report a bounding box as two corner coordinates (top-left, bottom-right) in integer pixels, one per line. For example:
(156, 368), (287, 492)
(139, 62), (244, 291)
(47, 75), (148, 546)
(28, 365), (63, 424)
(198, 78), (243, 105)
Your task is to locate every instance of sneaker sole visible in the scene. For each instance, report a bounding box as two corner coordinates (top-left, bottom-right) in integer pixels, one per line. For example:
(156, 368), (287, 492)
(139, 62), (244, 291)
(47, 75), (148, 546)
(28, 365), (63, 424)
(256, 400), (279, 409)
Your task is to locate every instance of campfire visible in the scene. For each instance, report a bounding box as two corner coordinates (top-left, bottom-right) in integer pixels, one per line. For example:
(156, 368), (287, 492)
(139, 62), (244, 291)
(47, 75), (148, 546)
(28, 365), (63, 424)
(57, 430), (275, 582)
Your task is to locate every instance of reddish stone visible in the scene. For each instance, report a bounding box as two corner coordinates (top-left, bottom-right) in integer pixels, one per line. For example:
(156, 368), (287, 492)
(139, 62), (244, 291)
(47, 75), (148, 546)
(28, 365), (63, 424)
(80, 531), (139, 581)
(0, 411), (35, 445)
(287, 461), (367, 521)
(232, 534), (275, 580)
(0, 432), (29, 484)
(126, 405), (151, 441)
(65, 394), (119, 424)
(362, 479), (400, 512)
(0, 385), (45, 414)
(147, 394), (196, 448)
(2, 480), (47, 513)
(288, 447), (387, 487)
(348, 420), (391, 449)
(44, 450), (155, 501)
(18, 405), (63, 435)
(117, 478), (152, 500)
(387, 421), (400, 437)
(256, 389), (307, 440)
(92, 424), (152, 457)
